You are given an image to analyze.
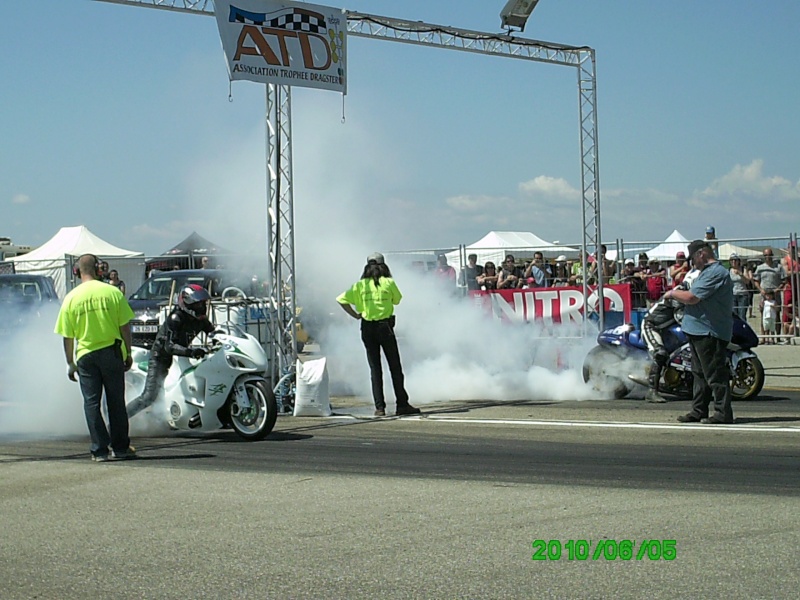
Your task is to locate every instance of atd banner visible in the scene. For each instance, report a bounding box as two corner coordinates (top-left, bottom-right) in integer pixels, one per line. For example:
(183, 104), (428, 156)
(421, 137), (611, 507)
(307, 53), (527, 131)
(214, 0), (347, 94)
(469, 284), (633, 325)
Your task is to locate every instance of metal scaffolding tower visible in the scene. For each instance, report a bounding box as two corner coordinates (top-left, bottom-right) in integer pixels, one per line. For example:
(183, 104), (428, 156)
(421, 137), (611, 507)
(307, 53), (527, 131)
(92, 0), (604, 388)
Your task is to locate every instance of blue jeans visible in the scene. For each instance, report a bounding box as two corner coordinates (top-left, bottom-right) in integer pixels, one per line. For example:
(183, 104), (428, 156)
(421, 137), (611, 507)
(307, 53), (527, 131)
(733, 294), (749, 321)
(77, 343), (130, 457)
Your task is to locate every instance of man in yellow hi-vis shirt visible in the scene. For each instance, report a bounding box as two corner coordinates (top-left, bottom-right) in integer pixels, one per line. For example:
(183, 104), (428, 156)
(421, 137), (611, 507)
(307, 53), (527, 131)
(337, 252), (421, 417)
(55, 254), (136, 462)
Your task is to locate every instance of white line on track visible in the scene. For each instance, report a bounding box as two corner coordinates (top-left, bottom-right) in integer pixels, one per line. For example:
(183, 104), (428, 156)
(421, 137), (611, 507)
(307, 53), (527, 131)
(323, 414), (800, 433)
(410, 416), (800, 433)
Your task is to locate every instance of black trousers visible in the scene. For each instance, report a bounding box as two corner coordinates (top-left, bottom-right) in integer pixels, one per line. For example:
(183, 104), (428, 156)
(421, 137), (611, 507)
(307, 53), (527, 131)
(127, 354), (172, 418)
(687, 334), (733, 422)
(360, 318), (409, 410)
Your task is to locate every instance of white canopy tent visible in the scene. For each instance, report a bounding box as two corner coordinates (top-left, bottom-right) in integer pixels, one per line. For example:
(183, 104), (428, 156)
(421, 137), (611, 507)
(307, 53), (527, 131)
(445, 231), (578, 268)
(716, 242), (762, 260)
(10, 226), (144, 298)
(643, 230), (690, 262)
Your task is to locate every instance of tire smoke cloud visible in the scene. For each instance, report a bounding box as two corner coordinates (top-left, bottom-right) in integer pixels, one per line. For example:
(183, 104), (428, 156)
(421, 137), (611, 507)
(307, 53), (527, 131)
(0, 306), (87, 440)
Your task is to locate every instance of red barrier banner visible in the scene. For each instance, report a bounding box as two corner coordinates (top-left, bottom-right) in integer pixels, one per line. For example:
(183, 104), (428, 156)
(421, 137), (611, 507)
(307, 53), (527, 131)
(469, 284), (632, 324)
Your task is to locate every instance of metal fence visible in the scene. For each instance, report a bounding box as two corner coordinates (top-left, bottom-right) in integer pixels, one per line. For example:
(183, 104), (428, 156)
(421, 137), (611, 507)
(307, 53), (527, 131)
(388, 232), (799, 343)
(8, 252), (258, 299)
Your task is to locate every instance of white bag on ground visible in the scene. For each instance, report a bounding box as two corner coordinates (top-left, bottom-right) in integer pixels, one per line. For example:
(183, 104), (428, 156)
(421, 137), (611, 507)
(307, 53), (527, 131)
(293, 357), (332, 417)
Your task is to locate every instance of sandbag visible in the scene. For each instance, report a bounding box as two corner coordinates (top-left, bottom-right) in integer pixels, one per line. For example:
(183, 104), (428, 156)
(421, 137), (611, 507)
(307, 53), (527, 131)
(293, 357), (332, 417)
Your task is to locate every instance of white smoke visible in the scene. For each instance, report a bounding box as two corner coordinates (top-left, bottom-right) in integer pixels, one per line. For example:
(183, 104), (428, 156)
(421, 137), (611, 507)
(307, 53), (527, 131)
(0, 307), (174, 441)
(0, 306), (87, 439)
(305, 263), (604, 407)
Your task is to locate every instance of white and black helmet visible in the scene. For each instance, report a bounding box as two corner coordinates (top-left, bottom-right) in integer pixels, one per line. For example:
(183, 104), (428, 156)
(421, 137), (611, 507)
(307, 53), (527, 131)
(178, 284), (210, 319)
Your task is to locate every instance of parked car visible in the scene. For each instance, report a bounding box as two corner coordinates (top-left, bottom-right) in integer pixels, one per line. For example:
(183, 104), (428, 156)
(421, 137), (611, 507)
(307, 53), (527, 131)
(127, 269), (258, 348)
(0, 274), (60, 339)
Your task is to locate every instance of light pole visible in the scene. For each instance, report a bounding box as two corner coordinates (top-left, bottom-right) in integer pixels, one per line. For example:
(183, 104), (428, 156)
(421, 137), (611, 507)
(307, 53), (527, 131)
(499, 0), (542, 32)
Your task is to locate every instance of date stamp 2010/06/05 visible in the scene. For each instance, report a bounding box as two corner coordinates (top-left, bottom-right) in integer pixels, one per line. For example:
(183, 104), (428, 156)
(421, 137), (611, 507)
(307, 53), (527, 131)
(532, 539), (676, 561)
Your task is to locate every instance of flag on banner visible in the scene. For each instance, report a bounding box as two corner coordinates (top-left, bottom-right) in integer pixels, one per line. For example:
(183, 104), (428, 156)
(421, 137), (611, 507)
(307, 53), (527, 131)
(214, 0), (347, 94)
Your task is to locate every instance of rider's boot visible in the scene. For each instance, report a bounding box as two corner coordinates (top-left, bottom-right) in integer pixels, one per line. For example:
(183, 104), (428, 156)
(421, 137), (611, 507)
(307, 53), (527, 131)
(646, 362), (666, 403)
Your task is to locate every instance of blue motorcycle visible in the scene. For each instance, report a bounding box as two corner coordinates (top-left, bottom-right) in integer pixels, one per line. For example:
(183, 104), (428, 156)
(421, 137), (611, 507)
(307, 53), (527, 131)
(582, 314), (764, 400)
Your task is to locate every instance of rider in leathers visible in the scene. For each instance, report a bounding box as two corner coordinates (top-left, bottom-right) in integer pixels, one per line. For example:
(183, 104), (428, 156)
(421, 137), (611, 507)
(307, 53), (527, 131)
(638, 268), (700, 400)
(127, 284), (215, 418)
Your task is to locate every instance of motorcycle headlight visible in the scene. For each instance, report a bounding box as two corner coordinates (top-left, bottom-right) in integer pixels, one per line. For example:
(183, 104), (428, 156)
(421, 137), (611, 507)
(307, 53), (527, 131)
(226, 354), (259, 371)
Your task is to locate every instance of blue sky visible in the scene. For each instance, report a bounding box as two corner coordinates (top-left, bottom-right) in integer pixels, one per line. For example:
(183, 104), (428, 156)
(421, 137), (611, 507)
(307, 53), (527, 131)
(2, 0), (799, 261)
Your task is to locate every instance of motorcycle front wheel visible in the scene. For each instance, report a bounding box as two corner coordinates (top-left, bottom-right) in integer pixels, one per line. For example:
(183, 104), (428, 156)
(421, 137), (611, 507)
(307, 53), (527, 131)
(731, 356), (765, 401)
(582, 346), (630, 399)
(229, 379), (278, 441)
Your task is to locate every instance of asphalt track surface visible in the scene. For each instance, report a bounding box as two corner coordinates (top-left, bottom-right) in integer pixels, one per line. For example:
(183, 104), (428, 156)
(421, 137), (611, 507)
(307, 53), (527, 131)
(2, 392), (800, 599)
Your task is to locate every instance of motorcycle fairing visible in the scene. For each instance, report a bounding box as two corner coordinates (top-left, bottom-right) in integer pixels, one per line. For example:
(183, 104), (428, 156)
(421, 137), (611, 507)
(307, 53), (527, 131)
(730, 349), (757, 370)
(626, 329), (647, 350)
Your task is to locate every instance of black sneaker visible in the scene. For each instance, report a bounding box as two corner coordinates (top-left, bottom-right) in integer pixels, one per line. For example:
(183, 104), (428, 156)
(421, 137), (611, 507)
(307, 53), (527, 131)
(92, 454), (109, 463)
(396, 404), (421, 416)
(676, 413), (704, 423)
(111, 446), (137, 461)
(374, 409), (386, 417)
(701, 416), (734, 425)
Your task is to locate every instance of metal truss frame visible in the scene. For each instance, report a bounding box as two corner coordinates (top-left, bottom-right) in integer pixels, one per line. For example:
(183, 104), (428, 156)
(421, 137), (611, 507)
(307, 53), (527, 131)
(92, 0), (605, 385)
(265, 84), (297, 397)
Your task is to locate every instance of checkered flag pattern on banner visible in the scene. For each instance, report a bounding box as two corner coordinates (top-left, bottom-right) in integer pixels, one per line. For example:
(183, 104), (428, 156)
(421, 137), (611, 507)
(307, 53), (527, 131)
(230, 6), (327, 34)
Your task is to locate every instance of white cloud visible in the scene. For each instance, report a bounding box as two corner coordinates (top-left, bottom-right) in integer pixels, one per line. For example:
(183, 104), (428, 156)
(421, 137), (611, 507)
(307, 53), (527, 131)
(12, 193), (30, 204)
(519, 175), (581, 201)
(698, 159), (800, 200)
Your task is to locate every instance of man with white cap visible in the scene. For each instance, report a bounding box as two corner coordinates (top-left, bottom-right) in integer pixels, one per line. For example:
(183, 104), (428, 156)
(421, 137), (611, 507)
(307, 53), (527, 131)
(552, 255), (569, 286)
(728, 253), (752, 321)
(337, 252), (421, 417)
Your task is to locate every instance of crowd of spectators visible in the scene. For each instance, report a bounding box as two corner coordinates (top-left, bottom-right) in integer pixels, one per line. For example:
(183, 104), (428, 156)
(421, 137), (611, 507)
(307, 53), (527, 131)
(446, 235), (798, 340)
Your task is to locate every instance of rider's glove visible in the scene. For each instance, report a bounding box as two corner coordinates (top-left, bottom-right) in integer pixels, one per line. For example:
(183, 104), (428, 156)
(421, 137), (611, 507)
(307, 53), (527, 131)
(190, 348), (207, 360)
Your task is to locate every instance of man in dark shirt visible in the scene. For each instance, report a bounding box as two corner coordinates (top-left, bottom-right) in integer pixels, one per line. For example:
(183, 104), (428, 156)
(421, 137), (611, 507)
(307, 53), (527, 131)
(498, 254), (524, 289)
(459, 253), (484, 291)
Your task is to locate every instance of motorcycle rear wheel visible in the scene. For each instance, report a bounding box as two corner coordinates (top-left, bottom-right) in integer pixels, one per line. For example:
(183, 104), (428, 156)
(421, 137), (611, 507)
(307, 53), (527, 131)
(582, 346), (630, 399)
(229, 379), (278, 441)
(731, 356), (765, 401)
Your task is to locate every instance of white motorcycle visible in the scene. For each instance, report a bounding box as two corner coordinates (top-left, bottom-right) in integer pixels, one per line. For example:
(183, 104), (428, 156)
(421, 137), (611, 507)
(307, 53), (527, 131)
(126, 323), (277, 441)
